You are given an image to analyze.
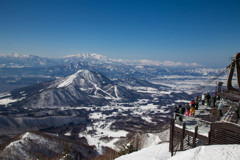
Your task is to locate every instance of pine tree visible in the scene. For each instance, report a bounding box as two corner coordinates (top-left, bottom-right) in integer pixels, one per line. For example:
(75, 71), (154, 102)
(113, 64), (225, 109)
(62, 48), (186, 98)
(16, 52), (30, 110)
(62, 143), (71, 156)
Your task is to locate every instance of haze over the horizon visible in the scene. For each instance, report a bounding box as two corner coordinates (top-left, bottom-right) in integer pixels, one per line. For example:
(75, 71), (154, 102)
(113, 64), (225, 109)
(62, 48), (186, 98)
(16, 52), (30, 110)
(1, 0), (240, 67)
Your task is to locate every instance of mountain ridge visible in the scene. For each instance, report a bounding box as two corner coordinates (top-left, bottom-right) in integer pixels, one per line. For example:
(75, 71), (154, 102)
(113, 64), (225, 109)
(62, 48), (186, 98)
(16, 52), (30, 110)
(0, 131), (98, 160)
(9, 69), (140, 108)
(0, 53), (202, 68)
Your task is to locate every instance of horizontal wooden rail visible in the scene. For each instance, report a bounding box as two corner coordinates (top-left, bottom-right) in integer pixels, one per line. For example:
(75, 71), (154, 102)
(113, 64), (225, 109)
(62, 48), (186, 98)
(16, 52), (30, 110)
(169, 117), (240, 156)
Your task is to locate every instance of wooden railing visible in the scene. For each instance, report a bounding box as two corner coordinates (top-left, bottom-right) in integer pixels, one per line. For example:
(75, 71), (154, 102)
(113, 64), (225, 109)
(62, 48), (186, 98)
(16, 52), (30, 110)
(169, 116), (240, 156)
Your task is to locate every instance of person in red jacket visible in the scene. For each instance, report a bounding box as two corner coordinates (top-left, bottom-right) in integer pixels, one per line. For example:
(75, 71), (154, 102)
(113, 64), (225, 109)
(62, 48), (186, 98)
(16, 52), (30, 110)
(190, 100), (196, 116)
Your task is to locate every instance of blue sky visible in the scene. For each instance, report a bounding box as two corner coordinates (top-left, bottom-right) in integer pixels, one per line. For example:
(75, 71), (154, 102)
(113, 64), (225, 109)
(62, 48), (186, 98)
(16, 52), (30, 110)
(0, 0), (240, 67)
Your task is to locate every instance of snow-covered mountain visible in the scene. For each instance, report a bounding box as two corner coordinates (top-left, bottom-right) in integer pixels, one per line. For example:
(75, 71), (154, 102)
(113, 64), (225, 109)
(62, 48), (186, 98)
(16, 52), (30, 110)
(64, 53), (112, 65)
(0, 131), (98, 160)
(0, 53), (224, 93)
(64, 53), (201, 67)
(0, 53), (60, 68)
(0, 52), (203, 68)
(9, 69), (139, 108)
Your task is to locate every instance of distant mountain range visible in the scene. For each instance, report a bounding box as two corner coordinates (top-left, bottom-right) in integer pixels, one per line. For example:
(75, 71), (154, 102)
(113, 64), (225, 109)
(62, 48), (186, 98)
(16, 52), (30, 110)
(0, 53), (61, 68)
(0, 53), (223, 93)
(0, 53), (201, 68)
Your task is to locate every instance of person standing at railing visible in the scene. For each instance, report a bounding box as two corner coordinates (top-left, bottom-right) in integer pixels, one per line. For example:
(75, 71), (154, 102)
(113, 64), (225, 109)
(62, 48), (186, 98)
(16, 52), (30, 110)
(218, 99), (224, 117)
(201, 93), (206, 105)
(190, 100), (196, 116)
(185, 103), (190, 117)
(235, 102), (240, 119)
(205, 93), (211, 106)
(180, 104), (185, 115)
(174, 105), (180, 123)
(178, 105), (185, 124)
(195, 96), (199, 110)
(212, 94), (217, 107)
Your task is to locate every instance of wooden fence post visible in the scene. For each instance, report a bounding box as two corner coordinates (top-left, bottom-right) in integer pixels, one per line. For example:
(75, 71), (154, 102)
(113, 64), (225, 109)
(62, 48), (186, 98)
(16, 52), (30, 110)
(192, 125), (198, 148)
(187, 135), (190, 145)
(208, 123), (212, 145)
(180, 122), (186, 151)
(169, 118), (174, 156)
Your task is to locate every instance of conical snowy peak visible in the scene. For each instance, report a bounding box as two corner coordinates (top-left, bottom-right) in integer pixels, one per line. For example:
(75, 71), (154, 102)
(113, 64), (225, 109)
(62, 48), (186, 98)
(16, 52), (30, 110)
(56, 69), (112, 88)
(57, 70), (82, 88)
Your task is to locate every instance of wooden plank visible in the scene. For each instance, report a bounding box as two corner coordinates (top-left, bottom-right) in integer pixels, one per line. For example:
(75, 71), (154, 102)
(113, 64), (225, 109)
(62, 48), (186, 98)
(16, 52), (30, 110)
(170, 118), (174, 156)
(180, 123), (186, 151)
(185, 130), (195, 137)
(212, 123), (240, 134)
(192, 126), (198, 148)
(174, 126), (183, 133)
(197, 134), (208, 143)
(208, 131), (211, 144)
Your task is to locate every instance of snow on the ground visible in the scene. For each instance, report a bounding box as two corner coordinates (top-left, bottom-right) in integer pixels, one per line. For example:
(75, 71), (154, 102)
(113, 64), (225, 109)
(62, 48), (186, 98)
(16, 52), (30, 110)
(83, 100), (170, 151)
(141, 117), (154, 123)
(4, 132), (55, 159)
(115, 143), (171, 160)
(175, 100), (191, 103)
(79, 119), (128, 152)
(74, 93), (172, 153)
(115, 143), (240, 160)
(96, 125), (128, 138)
(0, 97), (18, 105)
(114, 85), (120, 99)
(80, 98), (172, 153)
(0, 93), (19, 105)
(141, 133), (161, 148)
(95, 99), (170, 120)
(89, 112), (104, 119)
(0, 93), (11, 97)
(64, 131), (71, 136)
(133, 87), (160, 94)
(169, 144), (240, 160)
(139, 103), (157, 110)
(6, 132), (48, 150)
(89, 80), (115, 99)
(159, 91), (172, 94)
(151, 76), (229, 94)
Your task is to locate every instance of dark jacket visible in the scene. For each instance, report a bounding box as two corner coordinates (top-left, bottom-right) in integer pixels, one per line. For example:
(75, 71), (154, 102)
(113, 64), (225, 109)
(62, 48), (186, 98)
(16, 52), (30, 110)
(205, 94), (211, 100)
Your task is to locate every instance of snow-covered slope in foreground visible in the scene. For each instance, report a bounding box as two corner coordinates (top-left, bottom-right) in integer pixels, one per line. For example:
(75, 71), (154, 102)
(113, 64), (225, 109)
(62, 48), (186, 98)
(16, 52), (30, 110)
(116, 143), (240, 160)
(169, 144), (240, 160)
(115, 143), (170, 160)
